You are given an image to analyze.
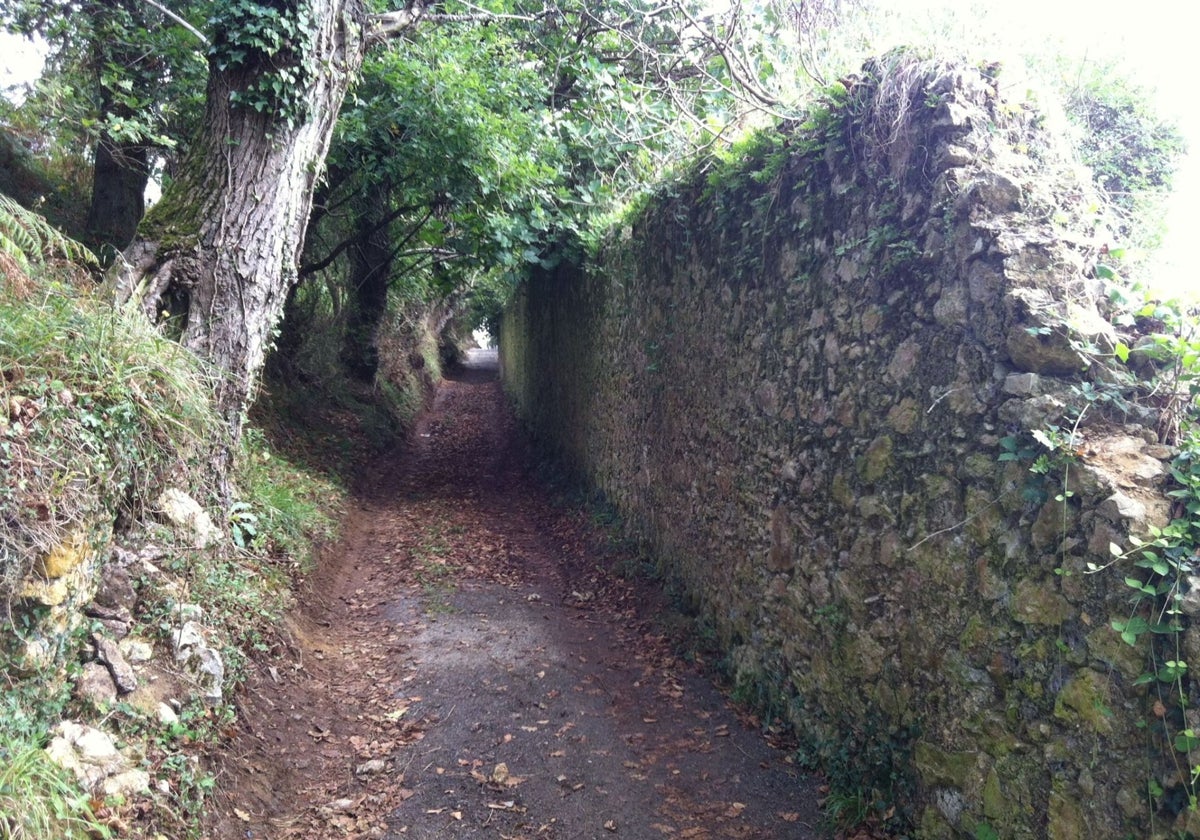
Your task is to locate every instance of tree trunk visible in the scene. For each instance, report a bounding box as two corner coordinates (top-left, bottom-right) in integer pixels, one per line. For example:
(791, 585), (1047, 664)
(87, 136), (149, 254)
(341, 187), (394, 381)
(85, 0), (154, 255)
(113, 0), (388, 483)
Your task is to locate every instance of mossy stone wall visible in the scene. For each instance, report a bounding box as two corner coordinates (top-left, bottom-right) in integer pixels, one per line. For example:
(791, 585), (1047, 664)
(501, 59), (1177, 838)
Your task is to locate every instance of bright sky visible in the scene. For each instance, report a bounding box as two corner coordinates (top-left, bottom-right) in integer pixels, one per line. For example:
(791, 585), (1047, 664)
(872, 0), (1197, 301)
(1, 5), (1196, 299)
(0, 32), (44, 103)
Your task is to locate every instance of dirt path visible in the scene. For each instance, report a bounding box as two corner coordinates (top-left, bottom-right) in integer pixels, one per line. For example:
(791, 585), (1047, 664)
(208, 351), (822, 840)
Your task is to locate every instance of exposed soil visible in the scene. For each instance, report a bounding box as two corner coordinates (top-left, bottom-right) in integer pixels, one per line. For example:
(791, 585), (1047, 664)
(206, 350), (822, 840)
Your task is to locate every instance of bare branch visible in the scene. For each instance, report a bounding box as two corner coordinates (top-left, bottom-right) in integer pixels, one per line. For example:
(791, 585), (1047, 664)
(137, 0), (208, 45)
(299, 203), (427, 278)
(369, 6), (428, 44)
(370, 1), (549, 42)
(670, 0), (781, 109)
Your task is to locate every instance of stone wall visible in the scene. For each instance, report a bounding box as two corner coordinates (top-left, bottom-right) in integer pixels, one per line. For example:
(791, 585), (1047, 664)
(501, 57), (1185, 838)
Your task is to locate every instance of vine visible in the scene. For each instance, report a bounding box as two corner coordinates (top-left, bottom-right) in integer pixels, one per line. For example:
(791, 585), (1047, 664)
(1021, 277), (1200, 828)
(206, 0), (318, 130)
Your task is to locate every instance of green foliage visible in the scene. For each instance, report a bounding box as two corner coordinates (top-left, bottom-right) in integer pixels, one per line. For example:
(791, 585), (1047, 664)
(0, 192), (97, 278)
(0, 737), (105, 839)
(208, 0), (317, 129)
(234, 427), (341, 565)
(1063, 64), (1186, 246)
(0, 640), (105, 839)
(2, 0), (209, 176)
(1022, 287), (1200, 825)
(0, 263), (218, 605)
(798, 716), (919, 832)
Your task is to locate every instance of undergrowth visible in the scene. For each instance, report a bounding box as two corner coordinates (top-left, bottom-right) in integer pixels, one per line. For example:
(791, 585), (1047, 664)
(0, 649), (101, 839)
(0, 261), (216, 609)
(0, 202), (350, 838)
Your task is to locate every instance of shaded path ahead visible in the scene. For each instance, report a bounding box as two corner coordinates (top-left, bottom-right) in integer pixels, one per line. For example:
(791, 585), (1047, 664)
(210, 350), (821, 839)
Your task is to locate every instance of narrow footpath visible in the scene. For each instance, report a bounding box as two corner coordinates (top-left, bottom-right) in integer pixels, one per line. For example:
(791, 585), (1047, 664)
(208, 350), (822, 840)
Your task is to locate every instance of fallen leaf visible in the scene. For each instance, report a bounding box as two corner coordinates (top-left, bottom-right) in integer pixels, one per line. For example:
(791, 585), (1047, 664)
(234, 809), (251, 822)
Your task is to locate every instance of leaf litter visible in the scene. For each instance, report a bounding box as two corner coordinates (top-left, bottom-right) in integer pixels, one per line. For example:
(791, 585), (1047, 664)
(204, 353), (824, 839)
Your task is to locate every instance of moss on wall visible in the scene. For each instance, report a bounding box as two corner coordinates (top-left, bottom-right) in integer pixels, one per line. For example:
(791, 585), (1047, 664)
(502, 55), (1178, 838)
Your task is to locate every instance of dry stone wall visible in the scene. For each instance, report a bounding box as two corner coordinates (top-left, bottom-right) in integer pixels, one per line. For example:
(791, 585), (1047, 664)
(501, 57), (1186, 838)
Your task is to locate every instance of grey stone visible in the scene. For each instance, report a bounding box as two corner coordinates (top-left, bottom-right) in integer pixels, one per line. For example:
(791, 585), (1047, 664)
(938, 144), (974, 169)
(156, 702), (179, 726)
(100, 769), (150, 799)
(119, 637), (154, 665)
(157, 488), (221, 548)
(93, 633), (138, 693)
(45, 721), (137, 793)
(356, 759), (389, 776)
(76, 662), (117, 707)
(1097, 493), (1146, 524)
(1002, 372), (1040, 396)
(172, 602), (204, 622)
(194, 646), (225, 702)
(95, 563), (137, 611)
(171, 620), (206, 657)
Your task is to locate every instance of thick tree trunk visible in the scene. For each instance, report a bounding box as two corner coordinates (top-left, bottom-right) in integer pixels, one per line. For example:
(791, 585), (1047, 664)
(87, 136), (149, 253)
(341, 189), (394, 381)
(114, 0), (378, 479)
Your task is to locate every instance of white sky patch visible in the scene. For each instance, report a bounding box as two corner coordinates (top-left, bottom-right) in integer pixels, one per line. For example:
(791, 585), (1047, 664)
(866, 0), (1197, 300)
(0, 32), (46, 104)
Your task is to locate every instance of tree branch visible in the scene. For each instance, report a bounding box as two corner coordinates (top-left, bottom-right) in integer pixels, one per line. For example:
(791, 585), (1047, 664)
(136, 0), (208, 45)
(369, 1), (547, 43)
(298, 202), (426, 278)
(368, 5), (428, 44)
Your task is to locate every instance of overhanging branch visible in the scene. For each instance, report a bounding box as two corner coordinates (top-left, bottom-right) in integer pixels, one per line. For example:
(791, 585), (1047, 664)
(137, 0), (208, 45)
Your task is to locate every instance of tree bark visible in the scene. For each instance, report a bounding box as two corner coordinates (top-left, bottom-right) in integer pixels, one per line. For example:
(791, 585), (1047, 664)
(84, 0), (155, 254)
(113, 0), (406, 485)
(340, 186), (394, 382)
(87, 135), (149, 254)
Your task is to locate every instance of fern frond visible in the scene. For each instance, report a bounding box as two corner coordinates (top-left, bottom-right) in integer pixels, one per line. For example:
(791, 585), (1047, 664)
(0, 193), (98, 269)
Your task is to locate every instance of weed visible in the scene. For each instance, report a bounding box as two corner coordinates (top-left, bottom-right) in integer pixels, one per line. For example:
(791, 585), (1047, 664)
(1, 271), (218, 606)
(0, 642), (103, 839)
(234, 426), (341, 568)
(0, 736), (106, 839)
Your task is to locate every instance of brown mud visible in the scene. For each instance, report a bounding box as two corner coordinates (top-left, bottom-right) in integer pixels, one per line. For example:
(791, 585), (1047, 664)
(206, 350), (822, 840)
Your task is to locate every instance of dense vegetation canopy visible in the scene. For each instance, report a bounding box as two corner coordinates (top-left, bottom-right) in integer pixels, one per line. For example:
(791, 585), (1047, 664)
(0, 1), (1193, 837)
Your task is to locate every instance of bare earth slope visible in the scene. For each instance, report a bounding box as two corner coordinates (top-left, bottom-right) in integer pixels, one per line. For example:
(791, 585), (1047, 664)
(207, 350), (821, 840)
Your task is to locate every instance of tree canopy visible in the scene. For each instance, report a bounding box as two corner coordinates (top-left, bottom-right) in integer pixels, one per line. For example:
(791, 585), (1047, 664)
(0, 0), (1185, 482)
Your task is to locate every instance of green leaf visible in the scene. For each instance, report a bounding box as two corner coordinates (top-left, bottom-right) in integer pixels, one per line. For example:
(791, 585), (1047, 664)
(1174, 731), (1200, 753)
(1124, 576), (1157, 596)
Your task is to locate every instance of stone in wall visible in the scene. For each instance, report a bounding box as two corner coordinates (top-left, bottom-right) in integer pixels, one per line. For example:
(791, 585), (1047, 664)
(502, 55), (1184, 838)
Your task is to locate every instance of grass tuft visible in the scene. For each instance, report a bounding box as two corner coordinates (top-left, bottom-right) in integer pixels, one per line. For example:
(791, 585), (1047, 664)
(1, 273), (220, 607)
